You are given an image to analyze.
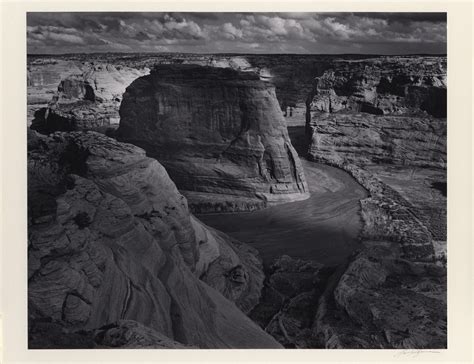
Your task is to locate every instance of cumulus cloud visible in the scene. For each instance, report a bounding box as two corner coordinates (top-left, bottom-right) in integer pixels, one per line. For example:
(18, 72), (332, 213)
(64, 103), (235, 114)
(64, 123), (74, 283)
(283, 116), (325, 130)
(221, 22), (243, 40)
(27, 12), (446, 54)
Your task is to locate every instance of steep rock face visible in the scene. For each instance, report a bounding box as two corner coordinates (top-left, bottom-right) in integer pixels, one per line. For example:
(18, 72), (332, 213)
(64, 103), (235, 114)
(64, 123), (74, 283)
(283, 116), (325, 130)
(27, 59), (84, 122)
(307, 56), (446, 117)
(308, 113), (446, 169)
(28, 131), (280, 348)
(306, 57), (447, 168)
(30, 64), (149, 133)
(117, 65), (309, 212)
(302, 57), (447, 348)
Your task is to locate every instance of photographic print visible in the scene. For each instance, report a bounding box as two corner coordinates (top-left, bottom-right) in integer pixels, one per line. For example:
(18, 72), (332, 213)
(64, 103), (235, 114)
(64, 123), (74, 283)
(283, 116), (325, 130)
(26, 12), (447, 349)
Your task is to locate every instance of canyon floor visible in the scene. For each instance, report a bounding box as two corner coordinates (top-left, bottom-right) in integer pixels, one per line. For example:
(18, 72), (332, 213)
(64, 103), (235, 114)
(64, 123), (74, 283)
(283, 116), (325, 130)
(199, 159), (367, 267)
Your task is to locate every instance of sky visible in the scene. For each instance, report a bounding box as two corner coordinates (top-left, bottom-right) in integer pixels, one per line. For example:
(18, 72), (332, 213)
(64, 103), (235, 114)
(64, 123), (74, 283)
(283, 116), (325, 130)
(27, 12), (447, 55)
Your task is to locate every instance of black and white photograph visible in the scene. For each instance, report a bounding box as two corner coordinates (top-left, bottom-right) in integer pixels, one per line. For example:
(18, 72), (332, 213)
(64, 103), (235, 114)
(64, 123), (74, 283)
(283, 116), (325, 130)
(24, 11), (449, 350)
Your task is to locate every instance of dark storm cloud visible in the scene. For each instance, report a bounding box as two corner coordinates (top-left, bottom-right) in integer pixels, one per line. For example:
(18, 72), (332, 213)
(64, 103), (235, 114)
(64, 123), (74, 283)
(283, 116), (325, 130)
(353, 12), (446, 23)
(27, 12), (446, 54)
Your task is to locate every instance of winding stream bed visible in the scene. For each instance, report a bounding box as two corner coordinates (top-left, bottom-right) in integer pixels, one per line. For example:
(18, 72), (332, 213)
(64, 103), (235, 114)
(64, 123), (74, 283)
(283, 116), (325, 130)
(198, 159), (368, 267)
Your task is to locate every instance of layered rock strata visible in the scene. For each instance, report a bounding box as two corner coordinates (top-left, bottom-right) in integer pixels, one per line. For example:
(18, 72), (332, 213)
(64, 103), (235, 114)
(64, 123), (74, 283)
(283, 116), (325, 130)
(28, 130), (280, 349)
(307, 113), (446, 169)
(117, 65), (309, 212)
(30, 64), (149, 133)
(307, 56), (446, 117)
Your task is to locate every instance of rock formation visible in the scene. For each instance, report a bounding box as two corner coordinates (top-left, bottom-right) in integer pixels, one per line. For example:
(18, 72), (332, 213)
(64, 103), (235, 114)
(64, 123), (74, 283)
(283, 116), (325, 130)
(25, 54), (448, 350)
(247, 168), (446, 349)
(27, 59), (84, 122)
(117, 65), (309, 212)
(30, 63), (149, 134)
(306, 57), (447, 168)
(307, 56), (446, 117)
(29, 320), (194, 349)
(28, 130), (280, 349)
(314, 242), (446, 349)
(249, 255), (331, 348)
(307, 113), (446, 169)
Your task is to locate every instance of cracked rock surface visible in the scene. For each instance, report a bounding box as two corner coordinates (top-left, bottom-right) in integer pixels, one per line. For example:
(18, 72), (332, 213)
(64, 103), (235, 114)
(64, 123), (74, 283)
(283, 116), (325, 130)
(28, 130), (280, 348)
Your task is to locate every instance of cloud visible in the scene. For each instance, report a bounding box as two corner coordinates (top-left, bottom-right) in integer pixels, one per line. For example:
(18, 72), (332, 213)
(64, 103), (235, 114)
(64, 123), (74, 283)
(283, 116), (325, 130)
(26, 12), (446, 54)
(27, 25), (85, 44)
(221, 22), (243, 40)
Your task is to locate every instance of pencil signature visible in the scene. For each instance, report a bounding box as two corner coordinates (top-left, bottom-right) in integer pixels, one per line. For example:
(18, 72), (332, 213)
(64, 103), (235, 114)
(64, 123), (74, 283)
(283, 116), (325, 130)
(394, 350), (441, 358)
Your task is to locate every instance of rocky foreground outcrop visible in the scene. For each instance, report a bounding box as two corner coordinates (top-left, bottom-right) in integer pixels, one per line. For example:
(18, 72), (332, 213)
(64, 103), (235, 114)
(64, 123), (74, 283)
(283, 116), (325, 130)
(28, 130), (280, 349)
(247, 169), (446, 349)
(30, 63), (149, 133)
(117, 65), (309, 212)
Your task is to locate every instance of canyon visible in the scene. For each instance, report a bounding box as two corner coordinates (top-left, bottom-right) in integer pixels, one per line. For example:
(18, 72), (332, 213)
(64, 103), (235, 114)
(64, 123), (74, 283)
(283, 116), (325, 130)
(27, 53), (447, 349)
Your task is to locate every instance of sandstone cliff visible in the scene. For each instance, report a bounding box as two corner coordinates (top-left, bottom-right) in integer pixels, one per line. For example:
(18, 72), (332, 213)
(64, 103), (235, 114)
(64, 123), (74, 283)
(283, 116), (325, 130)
(307, 113), (446, 169)
(306, 57), (447, 169)
(117, 65), (309, 212)
(307, 56), (446, 117)
(28, 130), (280, 348)
(30, 63), (149, 133)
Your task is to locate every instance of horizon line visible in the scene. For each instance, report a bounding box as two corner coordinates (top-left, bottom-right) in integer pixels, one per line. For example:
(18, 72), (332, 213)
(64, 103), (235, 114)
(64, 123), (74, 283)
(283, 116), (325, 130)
(27, 51), (448, 57)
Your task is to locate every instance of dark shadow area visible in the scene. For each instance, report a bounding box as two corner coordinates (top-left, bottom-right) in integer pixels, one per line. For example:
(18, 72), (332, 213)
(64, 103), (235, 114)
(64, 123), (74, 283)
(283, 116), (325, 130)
(431, 181), (447, 197)
(287, 126), (309, 157)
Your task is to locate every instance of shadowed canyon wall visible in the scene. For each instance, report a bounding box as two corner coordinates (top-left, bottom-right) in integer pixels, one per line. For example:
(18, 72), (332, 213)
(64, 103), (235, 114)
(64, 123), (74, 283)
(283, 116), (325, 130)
(117, 65), (309, 212)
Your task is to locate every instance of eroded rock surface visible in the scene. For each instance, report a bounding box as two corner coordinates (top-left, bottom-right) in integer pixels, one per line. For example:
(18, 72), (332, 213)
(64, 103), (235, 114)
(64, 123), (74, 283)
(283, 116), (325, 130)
(29, 320), (193, 349)
(307, 56), (446, 117)
(306, 57), (446, 168)
(308, 113), (446, 169)
(117, 65), (309, 212)
(28, 130), (280, 348)
(314, 243), (446, 349)
(249, 255), (331, 348)
(30, 63), (149, 134)
(309, 162), (446, 348)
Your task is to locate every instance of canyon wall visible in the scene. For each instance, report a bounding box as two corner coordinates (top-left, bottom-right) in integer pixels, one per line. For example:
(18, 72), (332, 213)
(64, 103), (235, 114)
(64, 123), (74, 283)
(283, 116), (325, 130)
(306, 56), (447, 168)
(28, 130), (280, 348)
(117, 65), (309, 212)
(30, 63), (149, 133)
(301, 56), (447, 348)
(307, 56), (446, 117)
